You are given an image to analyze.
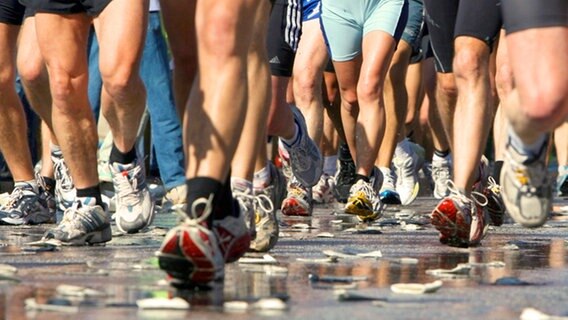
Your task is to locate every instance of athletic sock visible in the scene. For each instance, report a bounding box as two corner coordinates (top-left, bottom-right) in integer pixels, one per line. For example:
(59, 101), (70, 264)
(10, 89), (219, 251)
(354, 174), (370, 183)
(50, 143), (63, 159)
(253, 164), (272, 189)
(109, 144), (137, 164)
(323, 155), (338, 176)
(186, 175), (236, 224)
(433, 149), (450, 159)
(338, 141), (352, 161)
(14, 180), (39, 194)
(76, 185), (103, 207)
(508, 128), (547, 160)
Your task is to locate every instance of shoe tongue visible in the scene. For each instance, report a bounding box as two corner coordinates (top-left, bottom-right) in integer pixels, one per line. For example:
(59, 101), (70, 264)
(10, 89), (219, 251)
(112, 162), (135, 174)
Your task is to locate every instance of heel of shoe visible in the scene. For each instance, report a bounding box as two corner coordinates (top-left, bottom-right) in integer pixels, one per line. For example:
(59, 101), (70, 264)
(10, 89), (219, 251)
(88, 225), (112, 244)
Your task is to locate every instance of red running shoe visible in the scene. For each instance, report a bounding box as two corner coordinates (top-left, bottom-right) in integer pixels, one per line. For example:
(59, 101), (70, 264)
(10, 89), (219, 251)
(431, 181), (489, 247)
(157, 195), (224, 286)
(281, 177), (312, 216)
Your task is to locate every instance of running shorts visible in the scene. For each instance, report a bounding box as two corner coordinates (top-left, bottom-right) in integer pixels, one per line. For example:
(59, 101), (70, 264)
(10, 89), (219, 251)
(423, 0), (501, 73)
(267, 0), (302, 77)
(502, 0), (568, 34)
(302, 0), (320, 21)
(0, 0), (25, 25)
(321, 0), (408, 62)
(27, 0), (112, 16)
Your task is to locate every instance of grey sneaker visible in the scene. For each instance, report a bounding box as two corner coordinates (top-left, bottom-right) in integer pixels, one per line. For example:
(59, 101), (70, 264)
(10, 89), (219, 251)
(232, 184), (256, 240)
(500, 138), (551, 228)
(278, 105), (323, 187)
(432, 156), (452, 199)
(52, 154), (76, 212)
(110, 160), (155, 233)
(250, 191), (278, 252)
(262, 161), (287, 209)
(42, 199), (111, 245)
(0, 183), (54, 225)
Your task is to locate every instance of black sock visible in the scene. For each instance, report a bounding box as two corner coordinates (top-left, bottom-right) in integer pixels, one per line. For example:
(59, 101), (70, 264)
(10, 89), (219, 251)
(493, 160), (504, 184)
(186, 175), (236, 225)
(338, 141), (353, 161)
(42, 176), (56, 195)
(355, 174), (369, 183)
(434, 149), (450, 158)
(109, 144), (137, 164)
(76, 185), (103, 206)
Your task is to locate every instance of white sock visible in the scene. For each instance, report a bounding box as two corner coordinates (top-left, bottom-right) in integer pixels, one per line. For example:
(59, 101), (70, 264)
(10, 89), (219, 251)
(14, 180), (39, 194)
(253, 163), (272, 189)
(50, 143), (62, 158)
(432, 152), (451, 163)
(323, 155), (338, 176)
(508, 128), (547, 158)
(231, 177), (253, 194)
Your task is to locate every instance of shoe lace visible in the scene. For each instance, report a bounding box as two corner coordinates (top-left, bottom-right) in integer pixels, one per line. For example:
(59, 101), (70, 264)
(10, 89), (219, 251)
(432, 162), (451, 180)
(487, 176), (501, 195)
(233, 188), (254, 213)
(179, 193), (214, 226)
(60, 201), (81, 226)
(255, 193), (274, 216)
(4, 188), (25, 209)
(383, 170), (396, 189)
(447, 180), (488, 207)
(53, 158), (74, 192)
(113, 166), (141, 205)
(352, 180), (375, 197)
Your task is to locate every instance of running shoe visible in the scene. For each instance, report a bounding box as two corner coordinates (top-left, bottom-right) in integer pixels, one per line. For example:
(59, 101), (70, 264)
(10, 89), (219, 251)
(379, 167), (401, 205)
(432, 156), (452, 199)
(213, 200), (252, 263)
(162, 184), (188, 212)
(278, 105), (323, 187)
(250, 190), (278, 252)
(431, 181), (489, 247)
(0, 182), (53, 225)
(157, 195), (224, 286)
(232, 184), (256, 241)
(483, 176), (506, 226)
(313, 173), (335, 204)
(394, 142), (423, 205)
(345, 168), (384, 222)
(557, 165), (568, 197)
(281, 177), (312, 216)
(333, 145), (356, 203)
(500, 137), (551, 228)
(261, 161), (287, 209)
(42, 198), (111, 245)
(110, 160), (155, 233)
(52, 154), (76, 212)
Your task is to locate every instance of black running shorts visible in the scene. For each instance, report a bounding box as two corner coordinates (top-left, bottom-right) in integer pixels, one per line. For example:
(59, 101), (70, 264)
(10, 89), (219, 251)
(502, 0), (568, 34)
(423, 0), (502, 73)
(26, 0), (112, 16)
(0, 0), (25, 25)
(267, 0), (301, 77)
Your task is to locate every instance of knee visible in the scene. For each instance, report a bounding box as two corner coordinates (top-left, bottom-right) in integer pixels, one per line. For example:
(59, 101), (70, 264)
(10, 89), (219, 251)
(436, 73), (457, 99)
(340, 88), (359, 114)
(18, 61), (46, 88)
(293, 71), (320, 105)
(0, 63), (14, 88)
(100, 64), (140, 101)
(522, 82), (568, 129)
(198, 8), (244, 59)
(495, 63), (514, 99)
(356, 79), (382, 104)
(453, 46), (486, 82)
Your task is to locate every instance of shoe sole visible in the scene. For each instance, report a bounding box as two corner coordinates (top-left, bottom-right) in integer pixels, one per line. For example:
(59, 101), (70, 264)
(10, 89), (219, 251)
(344, 201), (380, 222)
(63, 225), (112, 246)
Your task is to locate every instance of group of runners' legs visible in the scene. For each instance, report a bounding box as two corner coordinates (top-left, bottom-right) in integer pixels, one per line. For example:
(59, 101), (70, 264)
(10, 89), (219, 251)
(0, 0), (566, 287)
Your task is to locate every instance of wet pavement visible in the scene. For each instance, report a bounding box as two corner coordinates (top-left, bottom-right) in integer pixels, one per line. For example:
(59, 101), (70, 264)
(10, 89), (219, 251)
(1, 196), (568, 320)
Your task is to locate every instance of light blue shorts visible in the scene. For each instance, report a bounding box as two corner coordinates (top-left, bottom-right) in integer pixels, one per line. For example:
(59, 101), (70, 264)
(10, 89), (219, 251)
(320, 0), (408, 61)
